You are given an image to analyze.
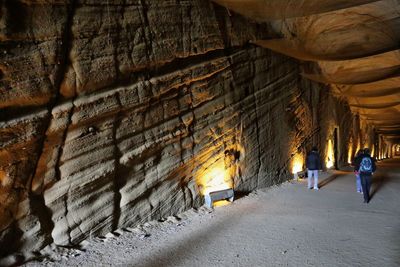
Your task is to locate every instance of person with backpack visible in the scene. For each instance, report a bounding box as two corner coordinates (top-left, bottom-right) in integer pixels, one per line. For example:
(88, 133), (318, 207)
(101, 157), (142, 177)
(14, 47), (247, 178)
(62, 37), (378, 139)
(354, 148), (376, 203)
(306, 146), (322, 190)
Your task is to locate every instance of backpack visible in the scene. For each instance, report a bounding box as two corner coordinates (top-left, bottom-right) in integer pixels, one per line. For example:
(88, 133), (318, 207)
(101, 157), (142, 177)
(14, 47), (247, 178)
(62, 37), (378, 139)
(359, 157), (372, 173)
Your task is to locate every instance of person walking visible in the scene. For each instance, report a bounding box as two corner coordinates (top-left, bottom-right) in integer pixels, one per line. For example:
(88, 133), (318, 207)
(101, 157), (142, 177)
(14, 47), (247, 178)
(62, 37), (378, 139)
(353, 149), (364, 193)
(354, 148), (376, 203)
(306, 146), (322, 190)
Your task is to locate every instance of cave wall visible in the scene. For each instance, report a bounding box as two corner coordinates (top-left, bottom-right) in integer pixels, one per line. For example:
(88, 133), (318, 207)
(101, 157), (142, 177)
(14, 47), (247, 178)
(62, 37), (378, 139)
(0, 0), (359, 257)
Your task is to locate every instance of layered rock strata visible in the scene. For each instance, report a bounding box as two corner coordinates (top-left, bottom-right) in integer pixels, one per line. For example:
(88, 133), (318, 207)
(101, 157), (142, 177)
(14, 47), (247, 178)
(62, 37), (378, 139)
(1, 0), (359, 258)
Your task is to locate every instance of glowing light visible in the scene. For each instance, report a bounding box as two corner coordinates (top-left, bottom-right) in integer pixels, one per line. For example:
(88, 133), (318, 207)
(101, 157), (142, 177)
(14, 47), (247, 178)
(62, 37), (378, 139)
(356, 143), (361, 155)
(326, 160), (334, 168)
(347, 146), (353, 164)
(198, 162), (232, 196)
(326, 139), (334, 168)
(213, 200), (231, 207)
(292, 154), (303, 174)
(0, 170), (7, 186)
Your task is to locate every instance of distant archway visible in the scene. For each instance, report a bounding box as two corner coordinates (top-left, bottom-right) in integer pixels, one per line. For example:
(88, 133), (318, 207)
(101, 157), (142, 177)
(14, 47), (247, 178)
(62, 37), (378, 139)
(395, 144), (400, 157)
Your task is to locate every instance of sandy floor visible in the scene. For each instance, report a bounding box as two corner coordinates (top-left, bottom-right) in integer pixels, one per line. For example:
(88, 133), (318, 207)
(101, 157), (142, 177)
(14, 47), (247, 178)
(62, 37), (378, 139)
(23, 159), (400, 267)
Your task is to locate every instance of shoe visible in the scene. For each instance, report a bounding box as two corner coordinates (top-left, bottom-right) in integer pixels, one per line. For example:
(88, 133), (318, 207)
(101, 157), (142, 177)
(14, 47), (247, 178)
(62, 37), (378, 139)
(313, 187), (319, 191)
(308, 187), (313, 189)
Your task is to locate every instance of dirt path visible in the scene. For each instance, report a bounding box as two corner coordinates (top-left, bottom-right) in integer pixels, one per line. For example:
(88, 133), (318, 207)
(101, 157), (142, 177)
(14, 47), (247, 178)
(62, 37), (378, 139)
(24, 159), (400, 267)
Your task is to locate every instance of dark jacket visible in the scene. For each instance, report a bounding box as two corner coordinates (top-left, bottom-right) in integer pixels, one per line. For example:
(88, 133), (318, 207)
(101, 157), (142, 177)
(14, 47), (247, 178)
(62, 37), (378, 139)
(354, 153), (376, 174)
(306, 151), (322, 170)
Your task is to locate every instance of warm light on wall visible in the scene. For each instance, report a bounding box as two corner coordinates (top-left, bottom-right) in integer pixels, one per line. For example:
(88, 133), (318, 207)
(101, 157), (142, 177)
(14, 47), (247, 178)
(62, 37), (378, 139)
(326, 139), (334, 168)
(197, 162), (233, 196)
(0, 170), (6, 186)
(213, 200), (231, 207)
(292, 154), (303, 174)
(347, 146), (353, 164)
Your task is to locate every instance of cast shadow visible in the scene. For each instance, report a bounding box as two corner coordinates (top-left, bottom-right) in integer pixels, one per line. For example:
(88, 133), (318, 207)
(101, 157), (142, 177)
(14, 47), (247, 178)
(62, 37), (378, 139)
(233, 191), (251, 201)
(318, 174), (341, 189)
(370, 173), (391, 200)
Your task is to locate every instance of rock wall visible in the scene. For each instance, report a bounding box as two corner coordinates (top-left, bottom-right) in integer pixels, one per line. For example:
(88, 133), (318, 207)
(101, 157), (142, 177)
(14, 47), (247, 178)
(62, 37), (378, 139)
(0, 0), (357, 257)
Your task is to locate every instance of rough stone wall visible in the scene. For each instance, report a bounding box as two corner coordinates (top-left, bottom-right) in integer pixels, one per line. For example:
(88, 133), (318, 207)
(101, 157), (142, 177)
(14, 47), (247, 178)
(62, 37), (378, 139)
(316, 83), (354, 168)
(0, 0), (356, 257)
(298, 79), (355, 169)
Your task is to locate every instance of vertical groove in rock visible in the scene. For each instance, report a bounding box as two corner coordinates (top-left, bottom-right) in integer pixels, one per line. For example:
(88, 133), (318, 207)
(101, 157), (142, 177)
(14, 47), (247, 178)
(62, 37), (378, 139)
(112, 92), (123, 231)
(248, 53), (262, 189)
(111, 2), (122, 81)
(140, 0), (152, 72)
(27, 0), (78, 252)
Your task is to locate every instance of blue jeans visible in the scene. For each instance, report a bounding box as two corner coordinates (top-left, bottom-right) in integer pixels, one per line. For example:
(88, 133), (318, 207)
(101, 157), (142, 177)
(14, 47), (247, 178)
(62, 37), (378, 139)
(355, 173), (362, 192)
(360, 173), (372, 202)
(307, 170), (319, 189)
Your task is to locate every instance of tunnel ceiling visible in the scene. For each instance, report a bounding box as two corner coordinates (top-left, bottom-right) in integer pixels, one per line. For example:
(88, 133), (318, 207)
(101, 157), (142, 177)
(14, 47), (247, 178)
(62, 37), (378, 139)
(213, 0), (400, 140)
